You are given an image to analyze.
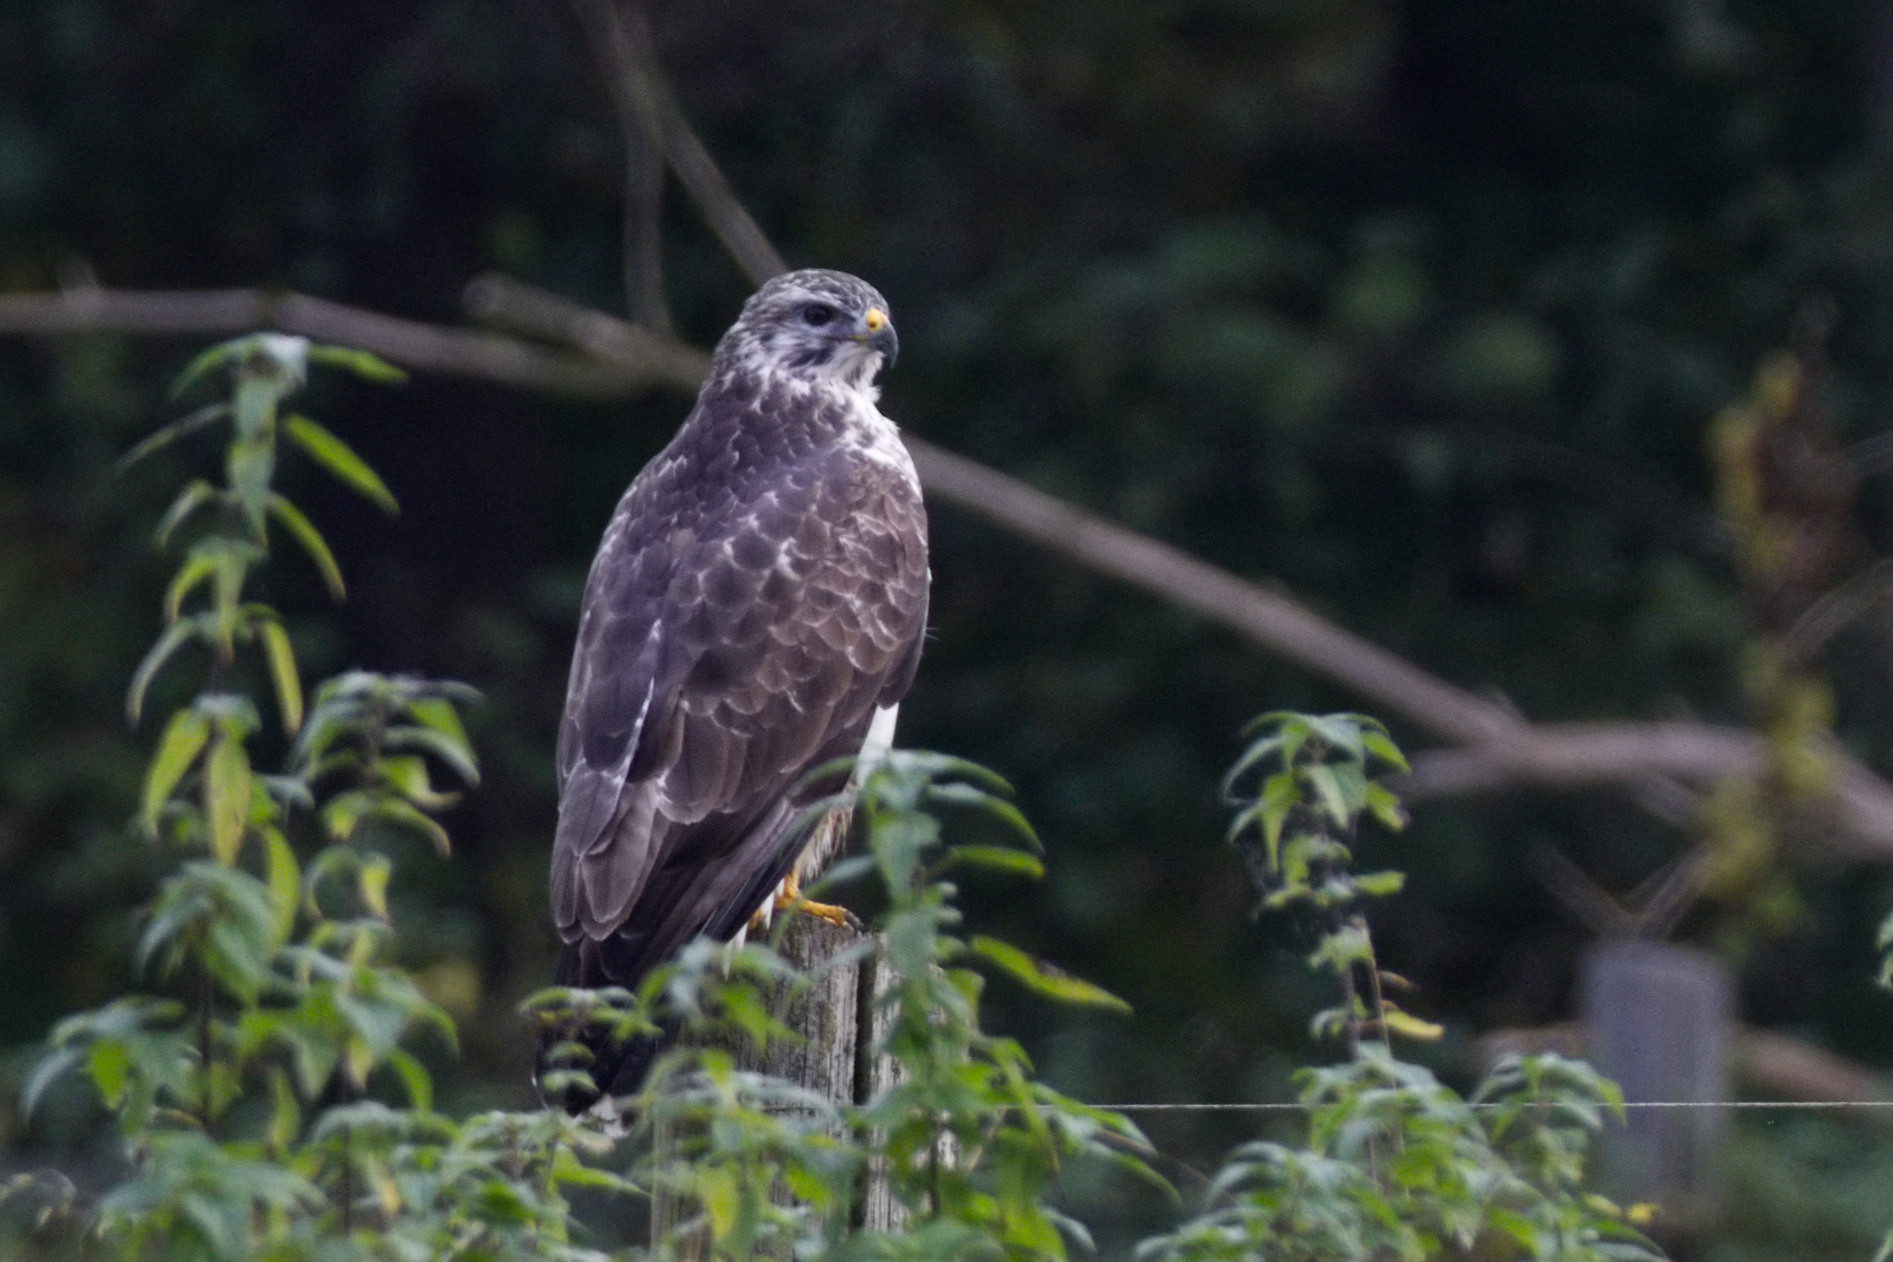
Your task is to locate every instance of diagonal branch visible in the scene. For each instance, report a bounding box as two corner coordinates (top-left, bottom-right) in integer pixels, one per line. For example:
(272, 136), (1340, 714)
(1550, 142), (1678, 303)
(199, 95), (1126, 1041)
(902, 437), (1522, 746)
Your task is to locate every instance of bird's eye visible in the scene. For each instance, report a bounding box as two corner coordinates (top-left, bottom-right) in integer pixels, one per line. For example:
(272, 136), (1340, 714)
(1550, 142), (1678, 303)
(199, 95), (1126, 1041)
(799, 303), (837, 327)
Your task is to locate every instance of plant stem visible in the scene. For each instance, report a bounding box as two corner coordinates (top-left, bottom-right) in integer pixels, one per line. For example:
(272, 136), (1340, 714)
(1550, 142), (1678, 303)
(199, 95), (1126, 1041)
(197, 963), (214, 1131)
(1356, 917), (1392, 1054)
(340, 1121), (353, 1236)
(1337, 933), (1362, 1060)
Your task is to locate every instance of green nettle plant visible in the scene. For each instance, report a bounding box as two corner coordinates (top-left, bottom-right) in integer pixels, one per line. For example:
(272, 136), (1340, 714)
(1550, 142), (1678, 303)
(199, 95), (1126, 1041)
(9, 335), (632, 1261)
(1138, 713), (1663, 1262)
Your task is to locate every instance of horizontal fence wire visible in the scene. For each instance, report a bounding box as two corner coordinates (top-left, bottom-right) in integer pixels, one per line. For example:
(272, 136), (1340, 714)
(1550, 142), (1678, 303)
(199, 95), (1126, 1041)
(1096, 1100), (1893, 1113)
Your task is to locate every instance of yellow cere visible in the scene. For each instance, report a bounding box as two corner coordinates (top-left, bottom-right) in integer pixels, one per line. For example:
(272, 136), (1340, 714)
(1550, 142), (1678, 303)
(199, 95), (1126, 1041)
(864, 308), (887, 332)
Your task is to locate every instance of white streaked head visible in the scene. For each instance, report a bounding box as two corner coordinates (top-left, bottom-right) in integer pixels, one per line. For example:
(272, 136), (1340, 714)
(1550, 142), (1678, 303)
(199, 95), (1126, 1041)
(716, 269), (898, 392)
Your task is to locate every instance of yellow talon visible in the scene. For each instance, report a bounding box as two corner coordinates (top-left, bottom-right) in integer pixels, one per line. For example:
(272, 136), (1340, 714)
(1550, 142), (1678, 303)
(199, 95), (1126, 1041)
(766, 871), (861, 930)
(792, 898), (859, 929)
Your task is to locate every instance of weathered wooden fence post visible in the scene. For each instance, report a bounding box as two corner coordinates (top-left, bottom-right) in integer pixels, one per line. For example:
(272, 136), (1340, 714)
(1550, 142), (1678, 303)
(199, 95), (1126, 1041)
(1580, 938), (1734, 1220)
(651, 913), (899, 1255)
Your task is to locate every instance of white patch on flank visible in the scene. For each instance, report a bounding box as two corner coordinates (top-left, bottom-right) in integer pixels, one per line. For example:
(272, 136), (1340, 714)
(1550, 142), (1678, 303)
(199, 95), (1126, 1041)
(853, 703), (900, 787)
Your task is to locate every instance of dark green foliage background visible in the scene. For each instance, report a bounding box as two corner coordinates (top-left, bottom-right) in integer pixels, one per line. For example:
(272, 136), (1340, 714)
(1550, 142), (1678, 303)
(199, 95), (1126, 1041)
(5, 1), (1893, 1254)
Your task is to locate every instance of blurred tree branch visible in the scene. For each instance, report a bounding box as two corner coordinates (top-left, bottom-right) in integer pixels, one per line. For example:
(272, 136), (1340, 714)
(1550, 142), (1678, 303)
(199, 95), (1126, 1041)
(0, 284), (707, 397)
(564, 0), (785, 289)
(9, 275), (1893, 861)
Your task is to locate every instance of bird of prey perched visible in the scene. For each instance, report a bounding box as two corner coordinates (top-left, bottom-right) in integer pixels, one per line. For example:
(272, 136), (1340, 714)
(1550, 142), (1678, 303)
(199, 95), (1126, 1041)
(542, 269), (929, 1108)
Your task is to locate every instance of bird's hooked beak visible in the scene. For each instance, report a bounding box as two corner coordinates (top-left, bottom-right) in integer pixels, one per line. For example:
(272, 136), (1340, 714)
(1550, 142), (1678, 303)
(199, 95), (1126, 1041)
(856, 306), (899, 367)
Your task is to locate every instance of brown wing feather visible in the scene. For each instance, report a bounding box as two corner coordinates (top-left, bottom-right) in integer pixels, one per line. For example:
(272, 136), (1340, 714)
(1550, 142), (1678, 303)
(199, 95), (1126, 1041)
(550, 432), (927, 988)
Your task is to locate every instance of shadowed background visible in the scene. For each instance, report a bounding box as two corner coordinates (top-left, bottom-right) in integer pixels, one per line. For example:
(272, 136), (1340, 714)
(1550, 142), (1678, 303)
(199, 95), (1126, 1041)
(6, 1), (1893, 1255)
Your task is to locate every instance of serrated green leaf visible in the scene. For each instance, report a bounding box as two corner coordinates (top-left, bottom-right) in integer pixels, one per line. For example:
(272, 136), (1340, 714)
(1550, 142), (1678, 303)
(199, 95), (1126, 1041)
(923, 780), (1041, 850)
(368, 798), (452, 855)
(284, 414), (398, 513)
(226, 432), (276, 528)
(321, 790), (372, 843)
(21, 1049), (80, 1121)
(169, 339), (248, 398)
(1359, 725), (1410, 773)
(260, 825), (299, 947)
(254, 616), (303, 734)
(551, 1149), (636, 1192)
(1352, 870), (1406, 897)
(291, 693), (355, 777)
(967, 935), (1131, 1014)
(204, 733), (251, 865)
(204, 915), (270, 1006)
(305, 344), (408, 384)
(117, 402), (231, 472)
(381, 723), (479, 787)
(1326, 758), (1368, 813)
(406, 695), (470, 746)
(1307, 924), (1373, 973)
(1272, 715), (1313, 768)
(878, 749), (1015, 796)
(698, 1166), (739, 1240)
(1307, 713), (1367, 760)
(266, 493), (344, 599)
(85, 1041), (130, 1108)
(141, 708), (211, 835)
(153, 479), (220, 549)
(266, 1067), (301, 1154)
(1381, 1005), (1444, 1042)
(358, 853), (392, 921)
(128, 617), (204, 724)
(283, 1018), (340, 1098)
(1363, 782), (1408, 832)
(343, 1035), (374, 1088)
(383, 1047), (433, 1112)
(943, 845), (1045, 879)
(162, 549), (218, 625)
(1221, 733), (1285, 798)
(210, 543), (252, 658)
(377, 754), (461, 810)
(1250, 770), (1297, 869)
(1302, 762), (1352, 827)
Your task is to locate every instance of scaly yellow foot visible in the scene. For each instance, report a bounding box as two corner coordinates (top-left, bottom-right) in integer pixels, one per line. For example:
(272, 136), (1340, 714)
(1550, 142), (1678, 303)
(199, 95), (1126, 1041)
(774, 871), (861, 930)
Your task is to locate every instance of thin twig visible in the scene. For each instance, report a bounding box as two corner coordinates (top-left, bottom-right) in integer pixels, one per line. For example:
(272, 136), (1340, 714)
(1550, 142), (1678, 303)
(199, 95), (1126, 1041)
(1521, 847), (1718, 946)
(1356, 919), (1390, 1056)
(1626, 851), (1708, 939)
(565, 0), (672, 332)
(622, 128), (670, 332)
(1783, 557), (1893, 663)
(566, 0), (784, 286)
(1526, 844), (1640, 938)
